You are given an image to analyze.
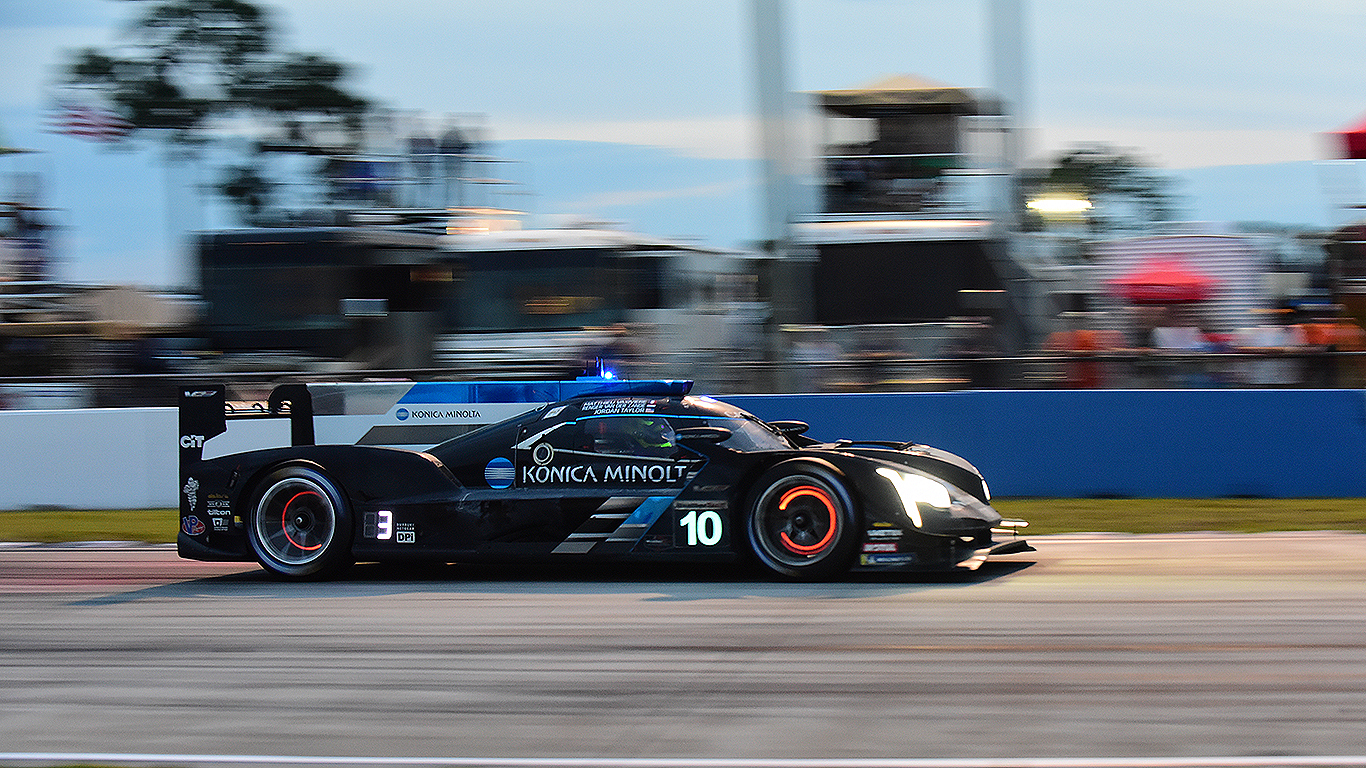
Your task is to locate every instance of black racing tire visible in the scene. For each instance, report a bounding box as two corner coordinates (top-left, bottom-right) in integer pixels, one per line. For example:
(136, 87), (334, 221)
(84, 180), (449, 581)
(745, 463), (858, 580)
(247, 466), (354, 580)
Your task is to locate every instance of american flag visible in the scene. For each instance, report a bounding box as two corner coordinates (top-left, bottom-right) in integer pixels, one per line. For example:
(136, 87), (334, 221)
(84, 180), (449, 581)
(46, 103), (134, 142)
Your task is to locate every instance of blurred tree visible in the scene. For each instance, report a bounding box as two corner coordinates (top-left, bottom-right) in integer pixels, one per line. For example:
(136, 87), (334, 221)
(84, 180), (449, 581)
(1021, 144), (1183, 235)
(60, 0), (370, 223)
(219, 165), (273, 225)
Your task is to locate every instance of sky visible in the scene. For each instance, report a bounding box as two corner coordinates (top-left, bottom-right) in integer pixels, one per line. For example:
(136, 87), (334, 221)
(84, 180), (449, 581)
(2, 0), (1365, 288)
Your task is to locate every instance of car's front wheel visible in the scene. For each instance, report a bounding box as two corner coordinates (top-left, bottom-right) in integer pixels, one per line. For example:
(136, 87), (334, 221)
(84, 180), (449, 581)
(745, 463), (857, 580)
(248, 466), (353, 579)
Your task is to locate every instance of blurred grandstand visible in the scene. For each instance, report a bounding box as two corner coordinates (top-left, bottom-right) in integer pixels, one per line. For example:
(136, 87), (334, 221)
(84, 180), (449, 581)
(4, 92), (1364, 406)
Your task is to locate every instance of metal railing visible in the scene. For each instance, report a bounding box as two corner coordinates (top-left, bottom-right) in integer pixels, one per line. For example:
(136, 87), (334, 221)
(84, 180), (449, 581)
(2, 350), (1363, 410)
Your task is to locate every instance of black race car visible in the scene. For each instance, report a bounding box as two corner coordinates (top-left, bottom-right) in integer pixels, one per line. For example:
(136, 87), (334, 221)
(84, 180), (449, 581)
(178, 378), (1030, 580)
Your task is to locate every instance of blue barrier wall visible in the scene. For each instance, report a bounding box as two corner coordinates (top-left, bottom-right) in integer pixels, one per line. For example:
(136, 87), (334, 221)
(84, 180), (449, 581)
(1, 392), (1361, 508)
(727, 390), (1366, 498)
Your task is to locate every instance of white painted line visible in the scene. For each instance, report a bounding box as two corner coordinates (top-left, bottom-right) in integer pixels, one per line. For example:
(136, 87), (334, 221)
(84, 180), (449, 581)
(1035, 532), (1365, 545)
(4, 754), (1366, 768)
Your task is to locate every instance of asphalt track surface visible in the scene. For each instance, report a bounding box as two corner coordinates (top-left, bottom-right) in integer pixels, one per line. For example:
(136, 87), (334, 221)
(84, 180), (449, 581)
(1, 533), (1365, 767)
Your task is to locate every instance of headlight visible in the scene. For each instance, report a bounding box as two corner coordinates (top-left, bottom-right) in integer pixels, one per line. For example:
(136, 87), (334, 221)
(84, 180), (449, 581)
(981, 478), (991, 502)
(875, 467), (951, 528)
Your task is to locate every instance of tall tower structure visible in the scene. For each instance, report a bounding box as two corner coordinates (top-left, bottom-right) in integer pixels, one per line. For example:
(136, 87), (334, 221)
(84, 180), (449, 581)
(751, 0), (797, 252)
(989, 0), (1028, 170)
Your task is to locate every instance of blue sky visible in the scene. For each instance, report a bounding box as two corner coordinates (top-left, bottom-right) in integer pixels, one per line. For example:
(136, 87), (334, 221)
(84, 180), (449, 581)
(2, 0), (1365, 287)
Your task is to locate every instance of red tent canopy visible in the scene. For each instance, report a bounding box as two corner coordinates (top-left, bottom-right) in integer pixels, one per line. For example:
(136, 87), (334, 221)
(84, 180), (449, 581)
(1335, 113), (1366, 160)
(1109, 258), (1217, 304)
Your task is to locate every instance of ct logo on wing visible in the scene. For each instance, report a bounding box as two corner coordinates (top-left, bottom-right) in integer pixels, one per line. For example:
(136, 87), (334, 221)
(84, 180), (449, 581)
(532, 442), (554, 466)
(484, 457), (515, 489)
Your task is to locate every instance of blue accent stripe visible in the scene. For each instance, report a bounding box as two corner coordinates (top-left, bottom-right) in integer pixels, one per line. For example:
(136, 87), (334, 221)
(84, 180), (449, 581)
(397, 379), (693, 405)
(398, 382), (473, 404)
(624, 496), (674, 527)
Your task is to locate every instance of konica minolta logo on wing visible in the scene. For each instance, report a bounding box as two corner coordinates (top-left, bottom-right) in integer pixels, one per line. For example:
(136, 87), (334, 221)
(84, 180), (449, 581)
(393, 405), (484, 422)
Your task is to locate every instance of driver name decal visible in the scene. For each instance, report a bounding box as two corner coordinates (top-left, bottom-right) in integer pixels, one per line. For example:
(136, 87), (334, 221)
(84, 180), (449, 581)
(580, 398), (659, 415)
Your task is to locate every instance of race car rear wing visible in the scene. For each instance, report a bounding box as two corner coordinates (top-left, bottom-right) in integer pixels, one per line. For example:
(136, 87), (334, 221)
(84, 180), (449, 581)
(178, 383), (309, 459)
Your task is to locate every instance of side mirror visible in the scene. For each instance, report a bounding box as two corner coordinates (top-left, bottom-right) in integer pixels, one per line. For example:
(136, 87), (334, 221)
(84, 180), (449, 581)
(768, 420), (809, 437)
(675, 426), (732, 447)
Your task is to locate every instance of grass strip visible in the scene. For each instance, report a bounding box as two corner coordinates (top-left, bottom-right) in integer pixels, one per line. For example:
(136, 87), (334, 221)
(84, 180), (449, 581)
(0, 500), (1363, 543)
(994, 498), (1366, 535)
(0, 509), (178, 544)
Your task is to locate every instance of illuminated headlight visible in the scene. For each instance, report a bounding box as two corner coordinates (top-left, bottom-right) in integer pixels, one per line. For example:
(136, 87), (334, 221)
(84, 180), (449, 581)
(981, 478), (991, 502)
(876, 468), (951, 528)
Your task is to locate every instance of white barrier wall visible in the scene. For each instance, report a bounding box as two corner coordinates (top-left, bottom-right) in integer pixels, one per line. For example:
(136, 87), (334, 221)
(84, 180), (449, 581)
(0, 408), (177, 510)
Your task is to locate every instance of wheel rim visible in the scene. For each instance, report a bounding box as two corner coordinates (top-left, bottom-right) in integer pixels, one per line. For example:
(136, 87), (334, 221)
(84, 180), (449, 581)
(754, 478), (843, 567)
(254, 476), (337, 566)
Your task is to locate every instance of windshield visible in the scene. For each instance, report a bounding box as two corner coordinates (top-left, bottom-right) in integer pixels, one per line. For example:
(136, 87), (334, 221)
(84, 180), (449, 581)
(673, 396), (793, 451)
(701, 416), (792, 452)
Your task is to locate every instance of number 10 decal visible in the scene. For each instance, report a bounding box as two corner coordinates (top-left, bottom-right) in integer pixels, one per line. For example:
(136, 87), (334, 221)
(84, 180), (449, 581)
(679, 509), (724, 546)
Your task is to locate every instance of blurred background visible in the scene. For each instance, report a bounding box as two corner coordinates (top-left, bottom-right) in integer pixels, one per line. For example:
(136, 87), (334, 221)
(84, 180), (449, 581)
(2, 0), (1364, 406)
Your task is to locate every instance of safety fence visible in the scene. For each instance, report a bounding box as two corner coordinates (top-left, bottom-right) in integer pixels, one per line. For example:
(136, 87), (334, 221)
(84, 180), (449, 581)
(2, 350), (1365, 410)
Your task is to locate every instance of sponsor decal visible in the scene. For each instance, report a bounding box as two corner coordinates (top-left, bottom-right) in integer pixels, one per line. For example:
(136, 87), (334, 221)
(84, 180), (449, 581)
(396, 522), (416, 544)
(397, 407), (482, 421)
(543, 406), (567, 420)
(523, 464), (599, 484)
(181, 516), (206, 536)
(484, 457), (515, 489)
(179, 434), (205, 449)
(860, 553), (916, 566)
(862, 542), (898, 553)
(183, 390), (217, 398)
(673, 500), (726, 512)
(605, 464), (688, 484)
(532, 442), (555, 466)
(212, 517), (230, 532)
(871, 521), (896, 528)
(182, 477), (199, 511)
(866, 528), (904, 540)
(520, 463), (689, 485)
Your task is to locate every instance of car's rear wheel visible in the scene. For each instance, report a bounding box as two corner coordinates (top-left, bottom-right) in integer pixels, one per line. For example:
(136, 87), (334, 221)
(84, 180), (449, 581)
(248, 466), (353, 579)
(746, 464), (857, 580)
